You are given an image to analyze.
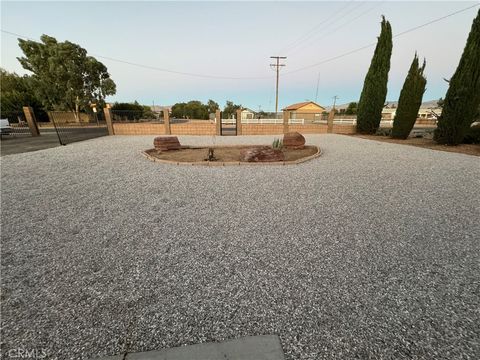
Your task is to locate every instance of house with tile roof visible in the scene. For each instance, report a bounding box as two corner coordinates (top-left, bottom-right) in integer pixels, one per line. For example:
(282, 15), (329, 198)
(282, 101), (326, 122)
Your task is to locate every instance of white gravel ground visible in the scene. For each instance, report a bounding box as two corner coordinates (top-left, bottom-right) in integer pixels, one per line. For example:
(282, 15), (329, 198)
(1, 134), (479, 360)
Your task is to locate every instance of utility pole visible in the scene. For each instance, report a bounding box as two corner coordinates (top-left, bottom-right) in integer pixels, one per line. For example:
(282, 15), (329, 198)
(315, 72), (321, 103)
(270, 56), (286, 113)
(332, 95), (339, 110)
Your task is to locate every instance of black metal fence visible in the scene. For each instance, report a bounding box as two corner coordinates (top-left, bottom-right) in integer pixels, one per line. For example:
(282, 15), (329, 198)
(0, 111), (31, 136)
(111, 110), (164, 123)
(47, 111), (109, 145)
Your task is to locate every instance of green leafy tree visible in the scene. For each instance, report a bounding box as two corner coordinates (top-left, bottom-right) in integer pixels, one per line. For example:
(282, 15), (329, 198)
(434, 10), (480, 145)
(345, 102), (358, 115)
(356, 16), (393, 134)
(17, 34), (116, 120)
(207, 99), (219, 114)
(111, 101), (155, 120)
(171, 100), (209, 119)
(171, 102), (187, 118)
(223, 101), (242, 119)
(391, 54), (427, 139)
(0, 68), (48, 121)
(111, 101), (144, 112)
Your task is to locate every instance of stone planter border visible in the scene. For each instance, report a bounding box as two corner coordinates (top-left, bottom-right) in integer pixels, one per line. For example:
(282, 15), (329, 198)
(141, 145), (322, 166)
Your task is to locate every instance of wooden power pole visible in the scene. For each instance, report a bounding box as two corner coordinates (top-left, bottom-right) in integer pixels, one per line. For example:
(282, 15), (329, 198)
(270, 56), (286, 113)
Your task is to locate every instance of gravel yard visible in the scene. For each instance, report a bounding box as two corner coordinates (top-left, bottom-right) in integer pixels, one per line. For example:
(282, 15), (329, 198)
(1, 134), (479, 360)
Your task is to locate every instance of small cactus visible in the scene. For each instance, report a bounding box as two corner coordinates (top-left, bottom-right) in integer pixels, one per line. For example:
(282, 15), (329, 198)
(272, 138), (283, 149)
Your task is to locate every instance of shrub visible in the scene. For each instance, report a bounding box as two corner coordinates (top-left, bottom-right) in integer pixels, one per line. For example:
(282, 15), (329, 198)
(391, 54), (427, 139)
(356, 16), (393, 134)
(434, 10), (480, 145)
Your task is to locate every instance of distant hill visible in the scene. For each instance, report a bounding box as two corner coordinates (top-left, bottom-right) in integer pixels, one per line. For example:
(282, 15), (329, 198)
(325, 99), (441, 111)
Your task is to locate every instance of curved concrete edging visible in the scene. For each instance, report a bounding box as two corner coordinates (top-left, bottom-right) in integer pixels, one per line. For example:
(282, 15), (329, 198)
(141, 145), (322, 166)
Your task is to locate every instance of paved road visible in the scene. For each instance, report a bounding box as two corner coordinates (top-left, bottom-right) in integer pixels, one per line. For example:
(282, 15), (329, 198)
(1, 135), (479, 359)
(0, 128), (108, 156)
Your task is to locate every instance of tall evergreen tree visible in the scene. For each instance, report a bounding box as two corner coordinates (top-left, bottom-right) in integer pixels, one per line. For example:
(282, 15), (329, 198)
(434, 9), (480, 145)
(391, 54), (427, 139)
(356, 16), (393, 134)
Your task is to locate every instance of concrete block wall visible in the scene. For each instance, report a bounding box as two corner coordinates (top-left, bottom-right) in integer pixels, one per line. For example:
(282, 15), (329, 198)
(288, 125), (328, 134)
(111, 122), (356, 135)
(113, 123), (166, 135)
(171, 123), (216, 135)
(242, 124), (284, 135)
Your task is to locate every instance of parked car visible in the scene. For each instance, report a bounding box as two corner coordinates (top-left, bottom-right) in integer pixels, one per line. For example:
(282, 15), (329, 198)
(0, 119), (12, 135)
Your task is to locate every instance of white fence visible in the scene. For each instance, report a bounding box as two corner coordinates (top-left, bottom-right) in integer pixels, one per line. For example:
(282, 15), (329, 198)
(240, 118), (305, 124)
(222, 117), (395, 126)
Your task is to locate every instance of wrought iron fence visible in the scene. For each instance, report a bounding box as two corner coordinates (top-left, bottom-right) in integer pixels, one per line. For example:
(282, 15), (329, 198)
(111, 110), (163, 123)
(0, 111), (31, 136)
(47, 111), (109, 145)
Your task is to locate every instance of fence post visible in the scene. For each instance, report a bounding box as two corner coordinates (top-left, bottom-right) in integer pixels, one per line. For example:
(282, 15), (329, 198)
(22, 106), (40, 137)
(283, 110), (289, 134)
(104, 107), (115, 135)
(164, 109), (171, 135)
(236, 109), (242, 136)
(215, 109), (221, 135)
(327, 110), (335, 133)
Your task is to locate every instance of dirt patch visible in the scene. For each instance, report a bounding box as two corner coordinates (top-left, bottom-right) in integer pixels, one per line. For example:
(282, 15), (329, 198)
(350, 134), (480, 157)
(145, 145), (319, 163)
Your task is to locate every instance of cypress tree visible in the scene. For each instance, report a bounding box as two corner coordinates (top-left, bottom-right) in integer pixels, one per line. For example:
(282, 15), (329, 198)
(356, 16), (393, 134)
(434, 9), (480, 145)
(391, 54), (427, 139)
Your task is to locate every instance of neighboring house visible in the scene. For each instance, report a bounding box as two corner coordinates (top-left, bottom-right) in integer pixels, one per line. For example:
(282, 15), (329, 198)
(150, 105), (172, 114)
(241, 108), (256, 120)
(283, 101), (326, 121)
(382, 107), (442, 120)
(381, 108), (397, 120)
(418, 107), (442, 119)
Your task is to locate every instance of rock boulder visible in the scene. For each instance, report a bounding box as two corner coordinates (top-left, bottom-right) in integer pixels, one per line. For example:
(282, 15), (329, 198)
(240, 146), (285, 162)
(283, 132), (305, 149)
(154, 136), (181, 151)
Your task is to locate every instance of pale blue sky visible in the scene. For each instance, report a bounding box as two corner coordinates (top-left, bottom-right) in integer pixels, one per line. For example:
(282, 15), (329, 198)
(1, 1), (479, 110)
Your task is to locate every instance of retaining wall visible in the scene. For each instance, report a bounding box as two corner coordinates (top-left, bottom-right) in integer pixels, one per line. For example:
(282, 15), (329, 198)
(112, 121), (356, 136)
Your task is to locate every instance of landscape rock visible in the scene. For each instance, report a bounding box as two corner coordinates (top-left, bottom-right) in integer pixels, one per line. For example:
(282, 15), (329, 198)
(154, 136), (181, 151)
(283, 132), (306, 149)
(240, 146), (285, 162)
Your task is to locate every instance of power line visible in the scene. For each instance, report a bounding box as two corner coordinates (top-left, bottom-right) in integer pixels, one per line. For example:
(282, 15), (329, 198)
(290, 0), (384, 55)
(283, 3), (479, 76)
(0, 29), (273, 80)
(270, 56), (287, 113)
(2, 2), (478, 82)
(280, 0), (363, 55)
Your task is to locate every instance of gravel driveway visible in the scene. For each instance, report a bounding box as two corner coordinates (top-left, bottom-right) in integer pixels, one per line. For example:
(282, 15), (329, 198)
(1, 134), (479, 360)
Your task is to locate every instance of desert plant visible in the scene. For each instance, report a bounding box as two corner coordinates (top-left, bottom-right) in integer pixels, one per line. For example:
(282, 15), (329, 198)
(356, 16), (393, 134)
(391, 54), (427, 139)
(434, 9), (480, 145)
(272, 138), (283, 149)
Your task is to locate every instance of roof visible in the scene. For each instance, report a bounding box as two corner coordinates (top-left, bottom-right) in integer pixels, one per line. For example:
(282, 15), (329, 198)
(283, 101), (325, 111)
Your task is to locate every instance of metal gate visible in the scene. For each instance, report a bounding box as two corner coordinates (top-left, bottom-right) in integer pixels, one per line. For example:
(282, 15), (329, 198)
(220, 112), (237, 136)
(47, 111), (109, 145)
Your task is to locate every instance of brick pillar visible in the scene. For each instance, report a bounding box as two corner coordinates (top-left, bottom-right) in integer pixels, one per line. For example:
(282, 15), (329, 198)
(22, 106), (40, 137)
(215, 109), (221, 135)
(327, 110), (335, 133)
(283, 110), (289, 134)
(164, 109), (171, 135)
(104, 107), (115, 135)
(236, 109), (242, 136)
